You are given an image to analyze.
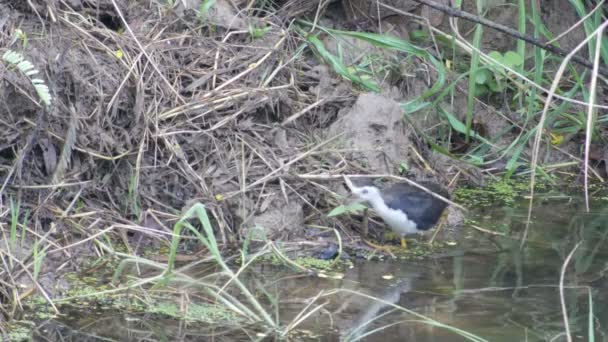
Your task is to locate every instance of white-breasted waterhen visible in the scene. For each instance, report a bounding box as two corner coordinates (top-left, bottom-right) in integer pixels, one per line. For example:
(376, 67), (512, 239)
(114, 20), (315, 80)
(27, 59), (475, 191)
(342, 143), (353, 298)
(347, 178), (450, 249)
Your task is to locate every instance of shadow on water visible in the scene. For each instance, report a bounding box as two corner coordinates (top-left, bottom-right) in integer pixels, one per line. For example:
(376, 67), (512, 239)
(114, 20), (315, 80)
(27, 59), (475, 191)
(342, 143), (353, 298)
(34, 197), (608, 341)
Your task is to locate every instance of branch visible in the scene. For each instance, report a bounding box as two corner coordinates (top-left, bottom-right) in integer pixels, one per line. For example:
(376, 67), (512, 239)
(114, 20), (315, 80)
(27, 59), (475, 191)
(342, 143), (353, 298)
(409, 0), (608, 77)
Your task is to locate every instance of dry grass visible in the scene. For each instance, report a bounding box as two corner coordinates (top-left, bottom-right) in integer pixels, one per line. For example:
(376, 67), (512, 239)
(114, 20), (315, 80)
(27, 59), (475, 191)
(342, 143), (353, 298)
(0, 4), (606, 342)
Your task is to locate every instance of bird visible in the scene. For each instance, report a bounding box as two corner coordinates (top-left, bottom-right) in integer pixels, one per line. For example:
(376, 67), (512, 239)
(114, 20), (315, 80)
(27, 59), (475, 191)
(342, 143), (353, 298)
(349, 180), (450, 249)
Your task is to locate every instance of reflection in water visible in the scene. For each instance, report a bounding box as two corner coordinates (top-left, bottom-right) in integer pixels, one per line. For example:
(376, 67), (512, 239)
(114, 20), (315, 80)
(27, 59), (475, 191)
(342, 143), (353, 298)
(342, 272), (419, 341)
(39, 198), (608, 341)
(341, 275), (417, 341)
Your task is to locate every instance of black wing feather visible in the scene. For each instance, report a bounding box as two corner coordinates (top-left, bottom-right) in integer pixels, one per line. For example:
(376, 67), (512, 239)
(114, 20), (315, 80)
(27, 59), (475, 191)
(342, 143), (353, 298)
(380, 183), (449, 230)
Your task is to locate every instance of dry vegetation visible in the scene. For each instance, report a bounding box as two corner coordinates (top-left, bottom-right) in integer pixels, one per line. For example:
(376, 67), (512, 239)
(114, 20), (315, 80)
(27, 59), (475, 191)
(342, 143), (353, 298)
(0, 0), (606, 337)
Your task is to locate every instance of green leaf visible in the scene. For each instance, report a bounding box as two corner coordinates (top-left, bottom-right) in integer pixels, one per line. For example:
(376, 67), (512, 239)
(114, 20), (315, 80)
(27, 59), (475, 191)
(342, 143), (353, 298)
(503, 51), (523, 67)
(487, 79), (501, 92)
(505, 142), (525, 177)
(488, 51), (503, 62)
(306, 33), (380, 91)
(249, 25), (271, 39)
(401, 100), (431, 114)
(466, 154), (484, 164)
(473, 84), (488, 97)
(439, 107), (490, 144)
(199, 0), (216, 17)
(323, 29), (446, 99)
(409, 30), (428, 41)
(328, 203), (367, 217)
(474, 68), (491, 84)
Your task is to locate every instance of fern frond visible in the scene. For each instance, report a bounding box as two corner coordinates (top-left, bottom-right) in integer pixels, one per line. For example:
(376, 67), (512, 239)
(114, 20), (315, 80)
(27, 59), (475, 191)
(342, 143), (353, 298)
(2, 49), (52, 107)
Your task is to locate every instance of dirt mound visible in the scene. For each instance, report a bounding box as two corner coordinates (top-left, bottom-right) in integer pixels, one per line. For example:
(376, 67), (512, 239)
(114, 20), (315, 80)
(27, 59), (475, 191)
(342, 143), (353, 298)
(329, 93), (413, 173)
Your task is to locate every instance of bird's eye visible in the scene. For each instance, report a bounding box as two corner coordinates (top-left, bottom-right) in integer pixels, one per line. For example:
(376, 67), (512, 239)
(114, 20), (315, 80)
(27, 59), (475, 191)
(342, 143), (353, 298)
(361, 189), (368, 194)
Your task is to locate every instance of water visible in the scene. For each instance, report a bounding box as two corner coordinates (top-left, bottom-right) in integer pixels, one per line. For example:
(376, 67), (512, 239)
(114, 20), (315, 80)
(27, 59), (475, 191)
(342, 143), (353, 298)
(32, 197), (608, 341)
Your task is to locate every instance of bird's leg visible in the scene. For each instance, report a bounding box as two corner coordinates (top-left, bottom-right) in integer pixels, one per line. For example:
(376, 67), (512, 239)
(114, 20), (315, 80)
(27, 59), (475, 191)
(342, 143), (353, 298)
(358, 210), (396, 257)
(400, 237), (407, 249)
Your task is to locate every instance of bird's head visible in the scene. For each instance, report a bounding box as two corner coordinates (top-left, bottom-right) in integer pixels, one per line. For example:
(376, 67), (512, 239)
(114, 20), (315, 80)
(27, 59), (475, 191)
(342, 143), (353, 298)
(351, 185), (382, 205)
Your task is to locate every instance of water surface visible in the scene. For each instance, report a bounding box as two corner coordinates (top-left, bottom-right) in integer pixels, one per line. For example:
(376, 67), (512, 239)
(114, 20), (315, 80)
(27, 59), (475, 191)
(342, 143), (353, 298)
(34, 197), (608, 341)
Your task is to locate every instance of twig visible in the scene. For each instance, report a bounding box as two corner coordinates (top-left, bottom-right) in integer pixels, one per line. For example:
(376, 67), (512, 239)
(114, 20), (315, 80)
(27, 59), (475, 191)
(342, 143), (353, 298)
(212, 30), (249, 89)
(110, 0), (186, 103)
(222, 134), (344, 199)
(281, 98), (326, 126)
(545, 0), (605, 45)
(0, 109), (46, 197)
(559, 242), (581, 342)
(206, 97), (269, 132)
(378, 2), (608, 109)
(583, 26), (604, 212)
(1, 249), (59, 314)
(469, 224), (506, 236)
(205, 32), (287, 96)
(409, 0), (608, 77)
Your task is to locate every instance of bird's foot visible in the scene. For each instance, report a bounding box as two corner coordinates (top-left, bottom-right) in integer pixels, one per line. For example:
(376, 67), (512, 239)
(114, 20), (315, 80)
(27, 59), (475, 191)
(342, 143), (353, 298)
(362, 239), (396, 258)
(384, 232), (408, 249)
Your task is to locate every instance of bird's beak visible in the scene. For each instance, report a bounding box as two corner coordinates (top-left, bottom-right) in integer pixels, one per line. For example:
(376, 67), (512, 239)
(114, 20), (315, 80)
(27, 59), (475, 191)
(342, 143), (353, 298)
(342, 176), (359, 203)
(346, 193), (361, 205)
(347, 188), (368, 206)
(343, 176), (356, 191)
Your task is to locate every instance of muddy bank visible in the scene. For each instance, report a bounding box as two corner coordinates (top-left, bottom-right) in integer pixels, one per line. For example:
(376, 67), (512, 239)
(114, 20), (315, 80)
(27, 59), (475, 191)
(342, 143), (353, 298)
(0, 0), (606, 312)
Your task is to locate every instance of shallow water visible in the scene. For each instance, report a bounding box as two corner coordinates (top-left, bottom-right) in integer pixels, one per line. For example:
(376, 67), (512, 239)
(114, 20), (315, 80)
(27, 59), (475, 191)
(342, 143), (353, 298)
(34, 197), (608, 341)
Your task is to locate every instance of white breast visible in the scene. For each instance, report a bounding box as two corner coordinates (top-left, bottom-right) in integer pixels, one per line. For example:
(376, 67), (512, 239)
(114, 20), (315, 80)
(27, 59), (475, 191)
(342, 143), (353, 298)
(357, 186), (420, 236)
(371, 201), (419, 236)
